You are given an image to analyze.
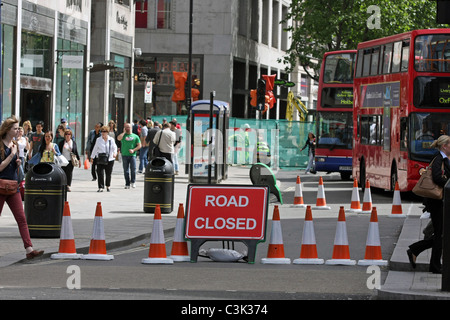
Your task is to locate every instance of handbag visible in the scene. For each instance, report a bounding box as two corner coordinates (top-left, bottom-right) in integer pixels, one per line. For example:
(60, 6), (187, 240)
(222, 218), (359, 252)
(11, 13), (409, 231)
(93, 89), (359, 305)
(0, 179), (18, 196)
(97, 141), (111, 165)
(55, 155), (69, 167)
(70, 152), (79, 167)
(152, 131), (163, 157)
(412, 158), (444, 200)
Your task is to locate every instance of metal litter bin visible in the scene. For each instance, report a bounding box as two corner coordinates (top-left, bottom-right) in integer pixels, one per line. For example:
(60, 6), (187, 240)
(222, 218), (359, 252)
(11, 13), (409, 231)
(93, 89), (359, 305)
(144, 157), (174, 213)
(24, 163), (67, 238)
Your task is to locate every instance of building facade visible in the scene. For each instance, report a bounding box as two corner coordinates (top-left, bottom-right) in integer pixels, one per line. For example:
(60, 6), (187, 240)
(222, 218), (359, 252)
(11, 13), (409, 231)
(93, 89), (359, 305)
(0, 0), (136, 150)
(133, 0), (317, 121)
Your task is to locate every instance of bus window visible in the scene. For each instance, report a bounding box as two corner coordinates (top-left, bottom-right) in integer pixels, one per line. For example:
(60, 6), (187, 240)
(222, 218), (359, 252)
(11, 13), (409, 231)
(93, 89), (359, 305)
(371, 47), (380, 76)
(415, 34), (450, 72)
(401, 41), (410, 72)
(363, 49), (372, 77)
(323, 53), (355, 83)
(356, 50), (364, 77)
(392, 41), (402, 73)
(400, 117), (408, 151)
(382, 43), (393, 74)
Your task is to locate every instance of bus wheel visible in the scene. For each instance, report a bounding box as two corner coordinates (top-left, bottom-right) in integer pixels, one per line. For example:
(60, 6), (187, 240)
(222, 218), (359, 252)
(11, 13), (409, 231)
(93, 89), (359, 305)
(359, 160), (366, 192)
(390, 165), (398, 192)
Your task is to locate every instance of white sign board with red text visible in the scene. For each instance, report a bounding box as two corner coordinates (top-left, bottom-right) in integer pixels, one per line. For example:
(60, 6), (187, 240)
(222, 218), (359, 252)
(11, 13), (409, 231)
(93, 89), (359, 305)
(185, 185), (269, 241)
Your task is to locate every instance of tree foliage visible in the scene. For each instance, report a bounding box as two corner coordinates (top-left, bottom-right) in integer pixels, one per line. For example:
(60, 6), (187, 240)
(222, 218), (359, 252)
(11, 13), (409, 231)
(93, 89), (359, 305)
(282, 0), (447, 80)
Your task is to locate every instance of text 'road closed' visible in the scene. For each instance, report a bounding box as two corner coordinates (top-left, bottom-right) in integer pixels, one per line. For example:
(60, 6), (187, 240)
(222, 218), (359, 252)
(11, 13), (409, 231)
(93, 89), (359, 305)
(185, 185), (269, 240)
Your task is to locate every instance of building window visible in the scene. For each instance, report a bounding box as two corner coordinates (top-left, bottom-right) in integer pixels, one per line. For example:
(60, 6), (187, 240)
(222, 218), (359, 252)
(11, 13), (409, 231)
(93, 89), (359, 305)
(136, 0), (148, 28)
(157, 0), (172, 30)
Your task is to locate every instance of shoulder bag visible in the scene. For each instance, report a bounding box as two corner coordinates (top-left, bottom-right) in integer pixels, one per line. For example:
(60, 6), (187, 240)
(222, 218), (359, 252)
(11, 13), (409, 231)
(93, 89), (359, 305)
(152, 131), (163, 157)
(412, 158), (444, 200)
(0, 166), (20, 196)
(97, 140), (111, 165)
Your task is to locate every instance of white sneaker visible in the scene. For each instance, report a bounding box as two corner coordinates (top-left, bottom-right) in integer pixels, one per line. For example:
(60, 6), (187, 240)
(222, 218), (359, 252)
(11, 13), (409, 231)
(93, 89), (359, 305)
(124, 185), (130, 189)
(131, 183), (136, 188)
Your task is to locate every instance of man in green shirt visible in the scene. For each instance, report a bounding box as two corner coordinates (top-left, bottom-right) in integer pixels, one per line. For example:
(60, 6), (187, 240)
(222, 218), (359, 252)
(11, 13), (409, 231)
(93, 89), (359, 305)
(117, 123), (141, 188)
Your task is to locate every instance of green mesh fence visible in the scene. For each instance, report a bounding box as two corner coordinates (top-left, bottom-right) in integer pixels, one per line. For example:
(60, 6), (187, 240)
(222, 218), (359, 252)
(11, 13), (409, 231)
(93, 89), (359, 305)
(150, 115), (315, 170)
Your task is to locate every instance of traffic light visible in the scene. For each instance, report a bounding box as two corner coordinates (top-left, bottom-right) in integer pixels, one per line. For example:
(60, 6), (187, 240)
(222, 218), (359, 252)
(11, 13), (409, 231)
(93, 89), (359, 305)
(256, 79), (266, 111)
(437, 0), (450, 24)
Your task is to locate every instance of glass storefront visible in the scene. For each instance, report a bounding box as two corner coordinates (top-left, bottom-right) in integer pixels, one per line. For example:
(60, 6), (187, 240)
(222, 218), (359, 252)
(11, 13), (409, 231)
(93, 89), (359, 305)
(55, 38), (85, 149)
(2, 24), (15, 120)
(20, 31), (52, 79)
(109, 54), (131, 132)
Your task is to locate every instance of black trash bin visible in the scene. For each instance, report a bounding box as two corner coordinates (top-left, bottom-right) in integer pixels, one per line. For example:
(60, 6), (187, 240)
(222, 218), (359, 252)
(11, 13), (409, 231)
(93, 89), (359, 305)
(24, 163), (67, 238)
(144, 157), (174, 214)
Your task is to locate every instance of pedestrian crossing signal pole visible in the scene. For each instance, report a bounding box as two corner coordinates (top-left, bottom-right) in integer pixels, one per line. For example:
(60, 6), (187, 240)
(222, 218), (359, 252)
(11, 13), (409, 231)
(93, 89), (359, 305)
(442, 180), (450, 291)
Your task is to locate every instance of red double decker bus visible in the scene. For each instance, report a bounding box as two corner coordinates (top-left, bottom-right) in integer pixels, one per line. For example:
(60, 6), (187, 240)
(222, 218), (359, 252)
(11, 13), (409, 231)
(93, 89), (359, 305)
(315, 50), (356, 180)
(353, 29), (450, 191)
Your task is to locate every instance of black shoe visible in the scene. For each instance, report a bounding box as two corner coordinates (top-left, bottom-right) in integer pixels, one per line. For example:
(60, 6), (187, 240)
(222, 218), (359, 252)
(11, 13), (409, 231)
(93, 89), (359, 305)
(407, 249), (416, 269)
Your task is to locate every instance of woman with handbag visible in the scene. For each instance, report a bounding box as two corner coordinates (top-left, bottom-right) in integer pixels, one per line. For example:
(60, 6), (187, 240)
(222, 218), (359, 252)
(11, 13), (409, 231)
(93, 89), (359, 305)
(90, 126), (118, 192)
(408, 135), (450, 274)
(58, 129), (81, 192)
(0, 116), (43, 259)
(38, 131), (61, 163)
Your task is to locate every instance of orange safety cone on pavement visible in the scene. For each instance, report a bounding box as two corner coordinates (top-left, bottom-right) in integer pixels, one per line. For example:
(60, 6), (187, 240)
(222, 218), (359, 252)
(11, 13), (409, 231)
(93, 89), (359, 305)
(389, 181), (405, 218)
(346, 179), (361, 213)
(293, 206), (324, 265)
(325, 206), (356, 265)
(51, 201), (82, 260)
(361, 180), (373, 214)
(312, 177), (331, 210)
(169, 204), (190, 262)
(82, 202), (114, 261)
(358, 207), (388, 266)
(142, 205), (174, 264)
(291, 176), (306, 208)
(261, 205), (291, 264)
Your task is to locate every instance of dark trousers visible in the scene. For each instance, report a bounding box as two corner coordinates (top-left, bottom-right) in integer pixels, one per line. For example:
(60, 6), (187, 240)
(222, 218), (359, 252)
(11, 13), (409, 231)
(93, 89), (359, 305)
(96, 160), (114, 189)
(409, 199), (443, 272)
(91, 158), (97, 179)
(62, 161), (74, 186)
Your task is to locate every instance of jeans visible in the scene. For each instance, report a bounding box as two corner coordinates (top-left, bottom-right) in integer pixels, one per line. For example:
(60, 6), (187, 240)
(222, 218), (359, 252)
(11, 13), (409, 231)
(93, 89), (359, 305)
(122, 155), (136, 186)
(305, 153), (315, 172)
(139, 146), (148, 172)
(0, 192), (33, 249)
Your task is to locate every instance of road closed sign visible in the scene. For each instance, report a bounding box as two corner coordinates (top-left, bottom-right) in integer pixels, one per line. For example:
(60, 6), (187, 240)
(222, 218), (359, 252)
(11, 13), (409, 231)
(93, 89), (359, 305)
(185, 185), (269, 240)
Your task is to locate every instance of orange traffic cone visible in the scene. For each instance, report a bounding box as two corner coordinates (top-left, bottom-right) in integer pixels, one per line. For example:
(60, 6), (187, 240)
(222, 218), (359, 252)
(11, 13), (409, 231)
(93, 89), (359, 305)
(346, 179), (361, 213)
(291, 176), (306, 208)
(51, 202), (82, 260)
(312, 177), (330, 210)
(169, 204), (190, 262)
(389, 181), (405, 218)
(358, 207), (388, 266)
(293, 206), (324, 265)
(361, 180), (373, 214)
(142, 205), (173, 264)
(325, 206), (356, 265)
(261, 205), (291, 264)
(82, 202), (114, 260)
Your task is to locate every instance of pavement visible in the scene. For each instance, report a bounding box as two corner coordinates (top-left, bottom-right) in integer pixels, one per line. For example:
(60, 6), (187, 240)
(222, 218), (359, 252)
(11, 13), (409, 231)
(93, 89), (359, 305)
(0, 159), (449, 300)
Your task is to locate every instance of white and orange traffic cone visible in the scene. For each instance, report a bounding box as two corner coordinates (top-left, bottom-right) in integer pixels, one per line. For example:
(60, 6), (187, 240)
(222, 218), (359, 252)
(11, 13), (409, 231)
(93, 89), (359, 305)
(142, 205), (174, 265)
(358, 207), (388, 266)
(389, 181), (405, 218)
(82, 202), (114, 261)
(312, 177), (331, 210)
(346, 179), (362, 213)
(361, 180), (373, 214)
(51, 201), (82, 260)
(325, 206), (356, 265)
(261, 205), (291, 264)
(291, 176), (306, 208)
(169, 204), (190, 262)
(293, 206), (324, 265)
